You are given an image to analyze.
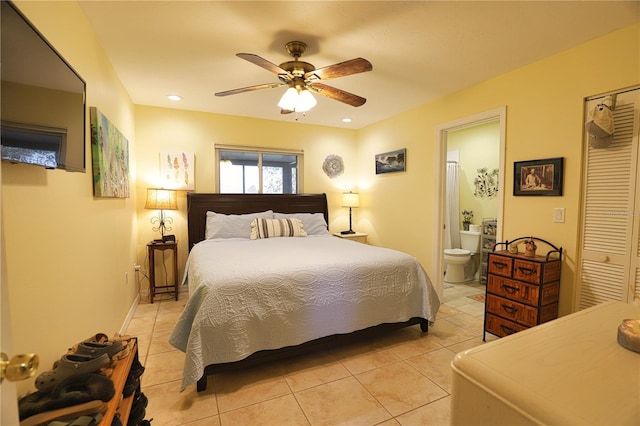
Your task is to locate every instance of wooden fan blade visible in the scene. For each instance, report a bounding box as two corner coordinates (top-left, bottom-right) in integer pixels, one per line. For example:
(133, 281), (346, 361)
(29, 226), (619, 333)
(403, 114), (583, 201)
(280, 109), (294, 114)
(306, 58), (372, 81)
(215, 82), (283, 97)
(309, 83), (367, 107)
(237, 53), (291, 78)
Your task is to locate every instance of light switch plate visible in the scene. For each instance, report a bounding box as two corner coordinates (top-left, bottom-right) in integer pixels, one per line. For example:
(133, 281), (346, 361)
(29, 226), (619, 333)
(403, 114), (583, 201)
(554, 208), (565, 223)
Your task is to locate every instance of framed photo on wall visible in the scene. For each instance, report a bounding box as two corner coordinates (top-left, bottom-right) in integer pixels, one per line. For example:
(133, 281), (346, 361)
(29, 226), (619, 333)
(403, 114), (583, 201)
(375, 148), (406, 174)
(513, 157), (564, 196)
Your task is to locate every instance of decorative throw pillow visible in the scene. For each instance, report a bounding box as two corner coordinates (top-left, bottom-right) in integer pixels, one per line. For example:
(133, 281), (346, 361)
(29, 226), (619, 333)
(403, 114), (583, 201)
(273, 213), (329, 236)
(250, 218), (307, 239)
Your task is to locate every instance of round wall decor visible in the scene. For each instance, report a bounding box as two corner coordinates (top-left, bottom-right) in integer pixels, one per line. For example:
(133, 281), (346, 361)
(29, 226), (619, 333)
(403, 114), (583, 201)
(322, 154), (344, 178)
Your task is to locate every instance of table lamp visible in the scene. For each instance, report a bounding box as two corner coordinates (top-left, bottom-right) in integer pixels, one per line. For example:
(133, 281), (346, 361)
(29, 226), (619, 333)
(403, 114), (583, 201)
(145, 188), (178, 242)
(341, 191), (360, 235)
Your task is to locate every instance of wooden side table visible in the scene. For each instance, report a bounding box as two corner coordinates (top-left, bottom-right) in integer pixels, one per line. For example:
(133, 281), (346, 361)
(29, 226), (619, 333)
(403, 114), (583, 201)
(333, 232), (368, 244)
(147, 241), (178, 303)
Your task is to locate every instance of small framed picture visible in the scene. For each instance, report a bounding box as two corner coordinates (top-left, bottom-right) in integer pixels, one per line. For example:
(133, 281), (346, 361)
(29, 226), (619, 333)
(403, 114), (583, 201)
(513, 157), (564, 196)
(375, 148), (406, 174)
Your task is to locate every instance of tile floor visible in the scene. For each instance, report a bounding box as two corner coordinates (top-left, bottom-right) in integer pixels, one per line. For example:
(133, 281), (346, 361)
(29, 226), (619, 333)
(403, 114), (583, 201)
(127, 281), (495, 426)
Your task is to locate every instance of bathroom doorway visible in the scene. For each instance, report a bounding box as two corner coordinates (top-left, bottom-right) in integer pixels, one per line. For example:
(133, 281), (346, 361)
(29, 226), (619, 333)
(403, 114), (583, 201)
(432, 107), (506, 297)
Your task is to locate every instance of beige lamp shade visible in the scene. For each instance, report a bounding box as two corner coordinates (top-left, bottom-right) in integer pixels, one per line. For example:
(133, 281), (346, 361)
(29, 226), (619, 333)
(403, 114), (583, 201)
(145, 188), (178, 210)
(342, 192), (360, 208)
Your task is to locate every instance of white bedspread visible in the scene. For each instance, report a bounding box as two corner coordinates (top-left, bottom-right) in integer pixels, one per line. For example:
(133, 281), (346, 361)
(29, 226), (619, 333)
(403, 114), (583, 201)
(169, 235), (440, 390)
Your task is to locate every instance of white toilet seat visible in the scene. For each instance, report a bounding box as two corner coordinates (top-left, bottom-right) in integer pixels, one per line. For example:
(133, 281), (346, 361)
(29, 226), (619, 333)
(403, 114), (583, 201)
(444, 248), (471, 257)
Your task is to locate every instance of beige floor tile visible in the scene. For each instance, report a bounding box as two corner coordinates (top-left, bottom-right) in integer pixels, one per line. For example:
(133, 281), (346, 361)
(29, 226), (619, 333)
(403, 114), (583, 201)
(455, 301), (485, 317)
(220, 394), (310, 426)
(178, 415), (221, 426)
(295, 376), (391, 425)
(143, 379), (218, 426)
(407, 347), (457, 393)
(376, 419), (401, 426)
(282, 352), (351, 392)
(427, 318), (478, 346)
(148, 329), (176, 356)
(339, 347), (402, 375)
(395, 396), (451, 426)
(447, 336), (487, 354)
(435, 303), (462, 319)
(127, 316), (157, 336)
(214, 364), (291, 413)
(356, 361), (448, 417)
(154, 311), (182, 333)
(387, 333), (444, 360)
(143, 349), (185, 386)
(133, 302), (160, 318)
(158, 296), (188, 314)
(444, 312), (484, 336)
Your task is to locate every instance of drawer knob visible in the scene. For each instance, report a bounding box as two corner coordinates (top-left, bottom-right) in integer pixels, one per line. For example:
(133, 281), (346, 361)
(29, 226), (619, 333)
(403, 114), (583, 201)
(600, 255), (610, 262)
(493, 262), (508, 269)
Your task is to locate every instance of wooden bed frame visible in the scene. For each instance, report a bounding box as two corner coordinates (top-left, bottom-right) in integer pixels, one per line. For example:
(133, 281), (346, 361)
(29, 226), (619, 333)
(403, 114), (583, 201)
(186, 192), (428, 391)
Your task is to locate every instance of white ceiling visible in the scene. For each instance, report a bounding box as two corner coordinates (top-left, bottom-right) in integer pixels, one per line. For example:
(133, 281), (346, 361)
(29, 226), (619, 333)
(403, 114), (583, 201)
(78, 1), (640, 129)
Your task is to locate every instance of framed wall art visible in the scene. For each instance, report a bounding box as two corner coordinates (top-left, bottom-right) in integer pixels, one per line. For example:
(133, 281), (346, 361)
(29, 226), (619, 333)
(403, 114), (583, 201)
(160, 151), (195, 190)
(513, 157), (563, 196)
(375, 148), (406, 174)
(90, 107), (130, 198)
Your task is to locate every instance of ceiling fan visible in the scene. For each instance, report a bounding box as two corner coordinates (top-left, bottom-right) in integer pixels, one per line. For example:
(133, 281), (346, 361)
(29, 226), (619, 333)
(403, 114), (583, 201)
(215, 41), (373, 114)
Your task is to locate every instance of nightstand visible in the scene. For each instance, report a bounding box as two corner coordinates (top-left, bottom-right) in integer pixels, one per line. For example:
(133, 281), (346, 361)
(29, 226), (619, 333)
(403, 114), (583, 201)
(333, 232), (368, 244)
(147, 241), (178, 303)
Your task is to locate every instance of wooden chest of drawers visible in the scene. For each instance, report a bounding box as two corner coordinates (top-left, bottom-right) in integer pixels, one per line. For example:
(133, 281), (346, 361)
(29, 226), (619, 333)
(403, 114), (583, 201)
(484, 250), (561, 339)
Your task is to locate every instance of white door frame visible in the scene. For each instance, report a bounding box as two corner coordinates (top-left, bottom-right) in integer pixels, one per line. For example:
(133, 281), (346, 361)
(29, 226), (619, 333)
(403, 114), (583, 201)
(432, 107), (507, 297)
(1, 159), (20, 424)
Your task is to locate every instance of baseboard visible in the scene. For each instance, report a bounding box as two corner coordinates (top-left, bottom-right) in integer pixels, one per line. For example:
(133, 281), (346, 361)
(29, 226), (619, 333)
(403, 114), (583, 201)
(120, 293), (140, 336)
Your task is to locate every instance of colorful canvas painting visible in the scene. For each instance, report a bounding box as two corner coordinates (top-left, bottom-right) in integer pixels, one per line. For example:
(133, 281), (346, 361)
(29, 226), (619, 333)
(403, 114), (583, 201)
(160, 151), (194, 190)
(90, 107), (130, 198)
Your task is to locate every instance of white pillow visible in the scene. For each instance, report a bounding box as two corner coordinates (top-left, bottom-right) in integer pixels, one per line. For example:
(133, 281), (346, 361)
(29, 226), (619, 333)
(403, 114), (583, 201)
(273, 212), (329, 236)
(205, 210), (273, 239)
(250, 217), (307, 239)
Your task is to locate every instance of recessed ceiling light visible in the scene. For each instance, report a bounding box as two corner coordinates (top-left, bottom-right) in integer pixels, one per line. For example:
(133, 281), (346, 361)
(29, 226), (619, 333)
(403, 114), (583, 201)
(342, 118), (352, 123)
(167, 95), (182, 101)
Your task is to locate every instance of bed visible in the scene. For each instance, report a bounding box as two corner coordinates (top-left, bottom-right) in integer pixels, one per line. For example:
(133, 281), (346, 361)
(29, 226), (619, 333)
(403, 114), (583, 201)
(169, 193), (440, 391)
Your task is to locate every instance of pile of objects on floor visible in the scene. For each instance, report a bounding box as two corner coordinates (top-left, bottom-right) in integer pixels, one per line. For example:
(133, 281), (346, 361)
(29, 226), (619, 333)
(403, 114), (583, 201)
(18, 333), (150, 426)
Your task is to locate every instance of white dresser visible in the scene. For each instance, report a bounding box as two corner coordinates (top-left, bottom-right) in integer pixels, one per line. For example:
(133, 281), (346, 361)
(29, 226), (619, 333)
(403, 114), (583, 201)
(451, 301), (640, 425)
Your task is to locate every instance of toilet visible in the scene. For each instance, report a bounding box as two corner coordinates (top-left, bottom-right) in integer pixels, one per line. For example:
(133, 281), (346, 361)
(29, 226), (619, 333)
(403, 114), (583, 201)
(444, 229), (481, 283)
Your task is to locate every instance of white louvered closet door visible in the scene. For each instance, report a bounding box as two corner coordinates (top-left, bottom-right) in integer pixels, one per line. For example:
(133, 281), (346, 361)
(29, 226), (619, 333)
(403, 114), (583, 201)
(577, 88), (640, 310)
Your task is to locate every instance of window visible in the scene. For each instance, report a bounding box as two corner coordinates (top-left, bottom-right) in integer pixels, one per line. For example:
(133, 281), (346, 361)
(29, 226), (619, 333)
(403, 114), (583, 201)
(216, 146), (303, 194)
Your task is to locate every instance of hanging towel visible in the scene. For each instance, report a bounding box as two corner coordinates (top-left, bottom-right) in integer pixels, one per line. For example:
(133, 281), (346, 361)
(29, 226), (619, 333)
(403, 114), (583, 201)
(585, 103), (614, 148)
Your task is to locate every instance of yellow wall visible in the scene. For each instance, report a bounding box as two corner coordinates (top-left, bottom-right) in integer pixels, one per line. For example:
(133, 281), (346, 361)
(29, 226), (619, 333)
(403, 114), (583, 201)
(1, 1), (137, 395)
(447, 121), (501, 226)
(358, 23), (639, 316)
(1, 2), (638, 399)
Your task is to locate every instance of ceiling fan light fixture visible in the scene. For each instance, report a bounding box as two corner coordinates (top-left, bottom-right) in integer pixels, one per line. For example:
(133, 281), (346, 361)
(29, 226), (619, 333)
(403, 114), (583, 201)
(296, 89), (317, 112)
(278, 87), (299, 111)
(277, 87), (316, 113)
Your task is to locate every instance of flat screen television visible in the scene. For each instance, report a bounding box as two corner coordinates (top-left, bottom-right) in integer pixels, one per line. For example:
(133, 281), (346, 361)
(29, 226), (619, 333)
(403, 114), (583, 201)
(1, 1), (86, 172)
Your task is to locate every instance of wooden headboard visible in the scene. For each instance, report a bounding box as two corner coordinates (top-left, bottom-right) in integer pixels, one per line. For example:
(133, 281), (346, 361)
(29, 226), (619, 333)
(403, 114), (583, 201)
(187, 193), (329, 250)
